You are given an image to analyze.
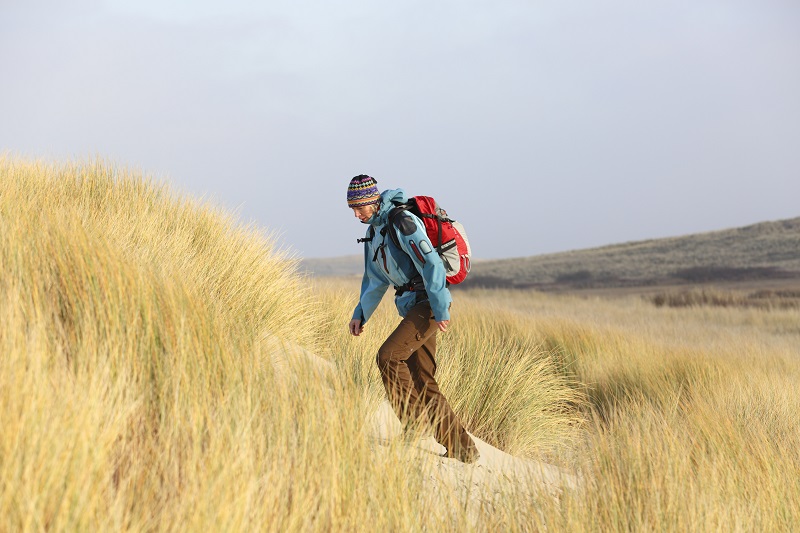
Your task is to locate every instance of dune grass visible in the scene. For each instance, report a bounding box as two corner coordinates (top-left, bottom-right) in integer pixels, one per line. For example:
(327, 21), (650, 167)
(1, 156), (329, 530)
(311, 279), (585, 459)
(3, 156), (798, 531)
(453, 289), (800, 530)
(1, 157), (577, 531)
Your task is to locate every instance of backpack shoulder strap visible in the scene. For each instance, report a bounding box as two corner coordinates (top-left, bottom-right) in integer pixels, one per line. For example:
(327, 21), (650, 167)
(387, 205), (413, 250)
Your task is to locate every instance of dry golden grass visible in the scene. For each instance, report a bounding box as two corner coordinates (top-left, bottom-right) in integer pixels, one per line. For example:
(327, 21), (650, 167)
(3, 156), (798, 531)
(312, 278), (585, 459)
(0, 156), (328, 530)
(454, 288), (800, 530)
(1, 157), (578, 531)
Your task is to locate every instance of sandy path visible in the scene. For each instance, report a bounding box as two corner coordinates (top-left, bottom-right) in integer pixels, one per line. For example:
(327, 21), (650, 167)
(267, 336), (579, 515)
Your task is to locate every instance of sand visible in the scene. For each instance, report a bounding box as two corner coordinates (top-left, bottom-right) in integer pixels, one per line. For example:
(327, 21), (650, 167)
(268, 335), (579, 517)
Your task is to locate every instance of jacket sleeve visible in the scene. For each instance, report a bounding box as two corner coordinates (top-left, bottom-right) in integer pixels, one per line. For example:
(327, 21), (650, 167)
(392, 214), (452, 322)
(352, 241), (390, 325)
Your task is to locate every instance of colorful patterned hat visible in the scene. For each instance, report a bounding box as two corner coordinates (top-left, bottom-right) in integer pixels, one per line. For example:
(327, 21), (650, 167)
(347, 175), (380, 208)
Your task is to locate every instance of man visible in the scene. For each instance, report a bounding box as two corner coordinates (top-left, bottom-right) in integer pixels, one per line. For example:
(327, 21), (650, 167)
(347, 174), (479, 463)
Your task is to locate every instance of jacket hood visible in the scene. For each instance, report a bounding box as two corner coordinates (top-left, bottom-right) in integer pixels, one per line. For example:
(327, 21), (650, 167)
(370, 188), (407, 226)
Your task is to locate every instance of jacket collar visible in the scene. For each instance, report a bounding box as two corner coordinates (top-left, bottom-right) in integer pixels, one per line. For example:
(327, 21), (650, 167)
(370, 188), (407, 226)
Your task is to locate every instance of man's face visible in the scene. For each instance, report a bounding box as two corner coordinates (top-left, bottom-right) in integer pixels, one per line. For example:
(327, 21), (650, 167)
(352, 204), (375, 223)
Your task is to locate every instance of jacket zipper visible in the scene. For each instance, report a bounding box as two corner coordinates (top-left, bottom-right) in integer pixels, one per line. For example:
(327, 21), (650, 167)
(380, 245), (389, 274)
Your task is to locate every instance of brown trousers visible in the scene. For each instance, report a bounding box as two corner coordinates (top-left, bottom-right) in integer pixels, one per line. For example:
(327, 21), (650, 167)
(376, 300), (477, 459)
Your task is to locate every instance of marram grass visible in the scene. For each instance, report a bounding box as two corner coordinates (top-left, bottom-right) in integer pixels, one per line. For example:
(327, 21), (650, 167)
(1, 157), (576, 531)
(455, 288), (800, 531)
(0, 157), (324, 530)
(3, 156), (799, 531)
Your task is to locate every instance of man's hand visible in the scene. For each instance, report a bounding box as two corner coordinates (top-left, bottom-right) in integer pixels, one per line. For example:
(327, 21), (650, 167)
(349, 318), (365, 336)
(437, 320), (450, 332)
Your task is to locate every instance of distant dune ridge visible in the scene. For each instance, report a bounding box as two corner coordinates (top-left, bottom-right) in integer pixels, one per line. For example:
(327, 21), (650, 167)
(303, 217), (800, 290)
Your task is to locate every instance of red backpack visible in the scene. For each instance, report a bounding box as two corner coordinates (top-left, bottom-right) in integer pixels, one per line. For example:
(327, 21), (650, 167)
(387, 196), (472, 285)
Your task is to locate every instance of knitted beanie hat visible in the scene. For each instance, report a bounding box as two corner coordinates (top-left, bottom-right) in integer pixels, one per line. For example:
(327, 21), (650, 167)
(346, 175), (380, 208)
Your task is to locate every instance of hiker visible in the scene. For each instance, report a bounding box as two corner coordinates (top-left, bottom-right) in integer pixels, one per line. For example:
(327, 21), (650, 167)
(346, 174), (479, 463)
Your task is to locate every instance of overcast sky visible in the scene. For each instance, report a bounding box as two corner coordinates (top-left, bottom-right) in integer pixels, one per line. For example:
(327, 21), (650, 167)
(2, 0), (799, 259)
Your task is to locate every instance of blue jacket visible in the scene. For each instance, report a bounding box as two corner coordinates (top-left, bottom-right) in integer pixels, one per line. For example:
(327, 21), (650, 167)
(353, 188), (452, 325)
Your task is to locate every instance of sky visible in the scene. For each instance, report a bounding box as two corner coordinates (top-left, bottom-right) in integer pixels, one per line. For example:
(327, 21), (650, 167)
(2, 0), (799, 259)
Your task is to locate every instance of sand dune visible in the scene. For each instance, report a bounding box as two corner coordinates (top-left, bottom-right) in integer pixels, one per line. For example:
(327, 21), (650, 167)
(268, 335), (578, 517)
(371, 400), (577, 504)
